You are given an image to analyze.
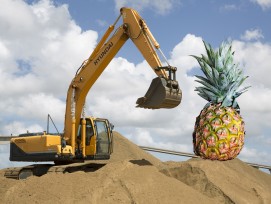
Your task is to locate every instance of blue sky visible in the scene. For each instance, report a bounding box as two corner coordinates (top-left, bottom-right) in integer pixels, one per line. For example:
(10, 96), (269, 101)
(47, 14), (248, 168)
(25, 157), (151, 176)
(0, 0), (271, 169)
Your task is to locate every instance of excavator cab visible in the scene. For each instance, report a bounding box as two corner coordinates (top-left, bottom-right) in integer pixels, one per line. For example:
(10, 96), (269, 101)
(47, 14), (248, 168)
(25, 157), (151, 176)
(77, 117), (113, 160)
(136, 66), (182, 109)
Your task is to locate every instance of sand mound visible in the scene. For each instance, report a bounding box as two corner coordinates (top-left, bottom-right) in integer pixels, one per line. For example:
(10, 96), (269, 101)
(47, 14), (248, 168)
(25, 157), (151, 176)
(0, 132), (271, 204)
(159, 158), (271, 203)
(108, 132), (161, 166)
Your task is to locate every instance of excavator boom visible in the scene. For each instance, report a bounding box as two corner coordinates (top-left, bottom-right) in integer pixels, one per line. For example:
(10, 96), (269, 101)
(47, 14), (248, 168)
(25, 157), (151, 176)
(64, 7), (182, 142)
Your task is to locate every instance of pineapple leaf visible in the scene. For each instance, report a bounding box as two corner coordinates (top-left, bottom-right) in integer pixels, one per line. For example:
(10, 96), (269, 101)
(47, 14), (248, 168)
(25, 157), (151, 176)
(234, 86), (250, 98)
(195, 87), (218, 102)
(192, 40), (250, 108)
(203, 41), (216, 65)
(195, 75), (215, 87)
(197, 92), (210, 102)
(201, 55), (213, 67)
(211, 65), (220, 87)
(195, 79), (220, 95)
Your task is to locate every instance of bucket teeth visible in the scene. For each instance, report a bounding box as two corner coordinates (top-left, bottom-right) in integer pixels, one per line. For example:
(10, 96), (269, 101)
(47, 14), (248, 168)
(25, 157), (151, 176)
(136, 77), (182, 109)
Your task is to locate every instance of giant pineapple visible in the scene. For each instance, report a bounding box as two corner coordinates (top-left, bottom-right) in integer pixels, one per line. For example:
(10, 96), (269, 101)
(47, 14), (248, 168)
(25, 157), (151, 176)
(192, 41), (250, 161)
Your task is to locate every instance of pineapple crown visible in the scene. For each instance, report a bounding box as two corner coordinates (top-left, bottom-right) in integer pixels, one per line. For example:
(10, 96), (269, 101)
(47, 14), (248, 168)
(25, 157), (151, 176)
(192, 40), (250, 109)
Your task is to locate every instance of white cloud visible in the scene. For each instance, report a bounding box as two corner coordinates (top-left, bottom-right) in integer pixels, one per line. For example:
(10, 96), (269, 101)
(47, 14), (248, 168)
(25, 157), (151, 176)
(0, 41), (10, 58)
(96, 19), (108, 27)
(251, 0), (271, 9)
(125, 128), (191, 152)
(230, 39), (271, 166)
(239, 146), (270, 165)
(114, 0), (180, 15)
(2, 122), (43, 136)
(221, 4), (239, 11)
(0, 0), (98, 136)
(241, 29), (264, 41)
(170, 34), (205, 72)
(233, 40), (271, 87)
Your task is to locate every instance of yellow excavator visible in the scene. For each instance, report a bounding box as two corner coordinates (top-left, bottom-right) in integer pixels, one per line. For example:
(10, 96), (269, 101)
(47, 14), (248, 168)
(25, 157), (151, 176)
(5, 7), (181, 179)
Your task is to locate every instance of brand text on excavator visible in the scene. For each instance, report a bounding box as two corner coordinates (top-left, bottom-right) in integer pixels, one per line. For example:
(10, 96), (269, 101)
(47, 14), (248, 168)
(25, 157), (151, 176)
(94, 42), (114, 65)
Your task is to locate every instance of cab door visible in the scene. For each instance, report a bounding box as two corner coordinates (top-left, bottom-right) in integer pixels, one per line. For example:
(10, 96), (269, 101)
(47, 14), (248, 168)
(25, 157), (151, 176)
(95, 119), (111, 158)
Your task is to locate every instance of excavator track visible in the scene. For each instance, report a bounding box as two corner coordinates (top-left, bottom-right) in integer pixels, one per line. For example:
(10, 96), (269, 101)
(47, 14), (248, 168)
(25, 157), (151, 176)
(4, 165), (52, 180)
(3, 162), (106, 180)
(4, 167), (25, 179)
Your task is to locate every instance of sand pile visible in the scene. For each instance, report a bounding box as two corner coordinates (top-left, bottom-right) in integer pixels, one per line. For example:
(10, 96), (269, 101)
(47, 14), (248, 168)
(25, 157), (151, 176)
(0, 132), (271, 204)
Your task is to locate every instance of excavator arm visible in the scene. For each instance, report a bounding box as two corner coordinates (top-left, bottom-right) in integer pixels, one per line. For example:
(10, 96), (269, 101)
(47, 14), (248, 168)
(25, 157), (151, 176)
(64, 7), (182, 144)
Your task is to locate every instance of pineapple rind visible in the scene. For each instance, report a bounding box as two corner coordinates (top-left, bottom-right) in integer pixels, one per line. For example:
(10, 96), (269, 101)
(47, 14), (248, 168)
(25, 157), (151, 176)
(193, 104), (245, 161)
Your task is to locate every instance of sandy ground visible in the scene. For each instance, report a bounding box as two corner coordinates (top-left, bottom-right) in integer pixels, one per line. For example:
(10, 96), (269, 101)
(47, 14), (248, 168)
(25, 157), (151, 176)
(0, 132), (270, 204)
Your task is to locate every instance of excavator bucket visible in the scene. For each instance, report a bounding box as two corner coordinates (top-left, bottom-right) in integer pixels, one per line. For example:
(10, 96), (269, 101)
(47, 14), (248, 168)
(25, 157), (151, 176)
(136, 77), (182, 109)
